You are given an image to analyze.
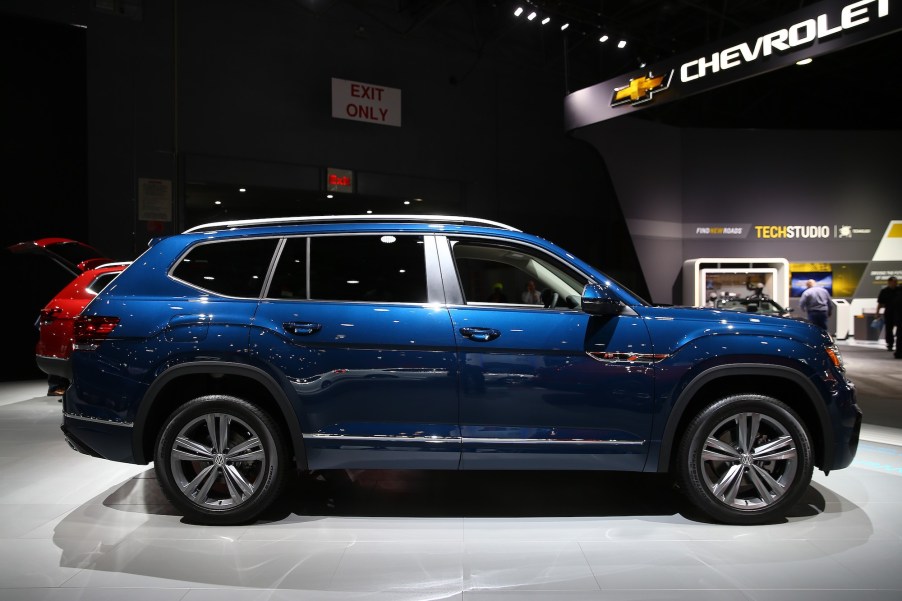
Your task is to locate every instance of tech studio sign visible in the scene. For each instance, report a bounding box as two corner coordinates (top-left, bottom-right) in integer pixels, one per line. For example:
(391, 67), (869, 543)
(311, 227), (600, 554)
(687, 224), (875, 239)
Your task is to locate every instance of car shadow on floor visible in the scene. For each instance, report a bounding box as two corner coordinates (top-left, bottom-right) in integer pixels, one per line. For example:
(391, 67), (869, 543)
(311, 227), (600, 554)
(45, 472), (855, 590)
(96, 466), (827, 525)
(259, 468), (827, 524)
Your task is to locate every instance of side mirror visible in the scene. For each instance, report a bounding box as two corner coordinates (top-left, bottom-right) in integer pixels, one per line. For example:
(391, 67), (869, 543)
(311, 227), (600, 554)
(581, 283), (624, 316)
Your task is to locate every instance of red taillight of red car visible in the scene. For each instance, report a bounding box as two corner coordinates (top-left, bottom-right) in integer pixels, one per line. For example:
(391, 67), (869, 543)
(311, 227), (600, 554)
(39, 307), (62, 323)
(73, 315), (120, 344)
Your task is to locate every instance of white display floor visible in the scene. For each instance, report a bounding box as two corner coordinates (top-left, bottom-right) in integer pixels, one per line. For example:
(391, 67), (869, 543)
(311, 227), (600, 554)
(1, 339), (900, 600)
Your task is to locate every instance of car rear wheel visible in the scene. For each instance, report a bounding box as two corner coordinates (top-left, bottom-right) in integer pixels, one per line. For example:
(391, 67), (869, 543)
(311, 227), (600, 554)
(677, 394), (813, 525)
(154, 395), (287, 525)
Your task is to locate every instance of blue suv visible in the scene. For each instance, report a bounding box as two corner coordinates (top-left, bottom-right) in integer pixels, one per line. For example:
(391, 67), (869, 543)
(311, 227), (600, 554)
(62, 215), (861, 525)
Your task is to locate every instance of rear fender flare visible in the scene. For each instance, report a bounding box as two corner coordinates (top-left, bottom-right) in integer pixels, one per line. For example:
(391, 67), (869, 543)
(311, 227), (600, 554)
(131, 361), (307, 470)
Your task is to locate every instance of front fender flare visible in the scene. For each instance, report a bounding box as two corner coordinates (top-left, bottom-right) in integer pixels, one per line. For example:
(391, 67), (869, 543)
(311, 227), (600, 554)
(654, 363), (832, 472)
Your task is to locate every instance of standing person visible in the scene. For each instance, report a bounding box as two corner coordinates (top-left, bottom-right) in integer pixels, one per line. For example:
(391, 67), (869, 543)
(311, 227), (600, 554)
(521, 280), (542, 304)
(893, 283), (902, 359)
(799, 279), (832, 331)
(487, 282), (507, 303)
(877, 276), (898, 351)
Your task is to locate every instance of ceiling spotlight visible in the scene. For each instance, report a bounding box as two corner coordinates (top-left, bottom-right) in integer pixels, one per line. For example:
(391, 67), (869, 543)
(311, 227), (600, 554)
(796, 57), (813, 66)
(514, 7), (523, 17)
(560, 22), (569, 31)
(599, 34), (609, 42)
(527, 11), (536, 21)
(618, 40), (627, 48)
(541, 17), (550, 25)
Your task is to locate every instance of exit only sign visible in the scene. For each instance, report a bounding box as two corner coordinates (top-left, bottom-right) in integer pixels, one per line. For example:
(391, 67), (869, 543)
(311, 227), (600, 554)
(331, 77), (401, 127)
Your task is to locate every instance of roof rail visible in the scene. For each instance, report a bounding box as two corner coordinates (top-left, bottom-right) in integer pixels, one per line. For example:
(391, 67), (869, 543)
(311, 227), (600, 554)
(183, 214), (521, 234)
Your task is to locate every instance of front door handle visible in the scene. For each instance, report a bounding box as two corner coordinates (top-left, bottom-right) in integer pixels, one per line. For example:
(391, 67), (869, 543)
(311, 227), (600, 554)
(283, 321), (323, 335)
(460, 327), (501, 342)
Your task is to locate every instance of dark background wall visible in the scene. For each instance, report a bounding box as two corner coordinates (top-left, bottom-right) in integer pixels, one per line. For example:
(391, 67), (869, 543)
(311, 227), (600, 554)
(0, 1), (640, 381)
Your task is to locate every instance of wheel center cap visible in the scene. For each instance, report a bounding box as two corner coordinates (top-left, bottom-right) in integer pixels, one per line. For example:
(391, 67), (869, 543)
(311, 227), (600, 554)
(213, 454), (225, 467)
(740, 453), (753, 466)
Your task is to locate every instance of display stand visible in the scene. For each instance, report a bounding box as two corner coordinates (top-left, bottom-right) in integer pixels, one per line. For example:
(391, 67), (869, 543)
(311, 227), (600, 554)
(853, 312), (883, 341)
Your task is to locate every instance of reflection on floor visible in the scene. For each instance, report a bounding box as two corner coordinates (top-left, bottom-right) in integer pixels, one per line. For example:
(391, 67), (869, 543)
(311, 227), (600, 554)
(0, 339), (900, 600)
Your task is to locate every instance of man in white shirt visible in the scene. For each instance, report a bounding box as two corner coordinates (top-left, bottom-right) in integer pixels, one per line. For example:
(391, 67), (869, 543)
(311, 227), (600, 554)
(799, 279), (832, 330)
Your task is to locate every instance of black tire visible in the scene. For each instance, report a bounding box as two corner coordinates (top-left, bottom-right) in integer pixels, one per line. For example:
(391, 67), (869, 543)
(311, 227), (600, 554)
(677, 394), (813, 525)
(154, 395), (287, 525)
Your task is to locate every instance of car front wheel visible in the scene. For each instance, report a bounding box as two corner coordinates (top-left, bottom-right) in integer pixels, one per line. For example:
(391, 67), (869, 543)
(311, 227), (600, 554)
(154, 395), (287, 525)
(677, 394), (813, 525)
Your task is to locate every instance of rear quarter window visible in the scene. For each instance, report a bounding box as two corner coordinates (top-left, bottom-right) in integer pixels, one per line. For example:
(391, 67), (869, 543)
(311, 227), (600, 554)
(171, 238), (278, 298)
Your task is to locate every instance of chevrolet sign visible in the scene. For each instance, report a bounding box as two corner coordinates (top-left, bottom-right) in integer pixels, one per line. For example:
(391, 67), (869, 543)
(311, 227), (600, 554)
(565, 0), (899, 129)
(681, 0), (888, 83)
(611, 71), (673, 106)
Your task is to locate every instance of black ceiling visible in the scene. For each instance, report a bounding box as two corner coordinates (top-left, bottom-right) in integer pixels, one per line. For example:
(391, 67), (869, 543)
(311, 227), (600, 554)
(385, 0), (902, 130)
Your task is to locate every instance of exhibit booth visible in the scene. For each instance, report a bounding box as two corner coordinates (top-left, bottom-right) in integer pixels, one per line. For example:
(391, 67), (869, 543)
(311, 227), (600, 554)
(682, 257), (856, 340)
(682, 258), (790, 308)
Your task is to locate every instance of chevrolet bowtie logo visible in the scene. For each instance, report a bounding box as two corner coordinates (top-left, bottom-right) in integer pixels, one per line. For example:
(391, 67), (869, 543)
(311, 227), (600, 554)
(610, 70), (673, 107)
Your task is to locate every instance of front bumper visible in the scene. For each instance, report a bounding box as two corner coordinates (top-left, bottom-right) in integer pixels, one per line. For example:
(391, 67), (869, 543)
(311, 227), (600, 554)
(829, 401), (862, 472)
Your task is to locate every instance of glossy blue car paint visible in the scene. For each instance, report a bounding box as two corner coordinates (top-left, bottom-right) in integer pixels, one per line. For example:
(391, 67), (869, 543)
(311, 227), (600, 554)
(252, 299), (461, 469)
(61, 215), (861, 524)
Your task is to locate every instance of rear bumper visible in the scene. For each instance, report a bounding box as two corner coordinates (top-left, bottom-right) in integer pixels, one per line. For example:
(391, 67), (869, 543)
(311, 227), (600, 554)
(61, 413), (138, 464)
(36, 354), (71, 380)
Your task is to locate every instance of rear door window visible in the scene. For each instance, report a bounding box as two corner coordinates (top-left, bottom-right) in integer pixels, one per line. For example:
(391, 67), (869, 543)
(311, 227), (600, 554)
(308, 234), (428, 303)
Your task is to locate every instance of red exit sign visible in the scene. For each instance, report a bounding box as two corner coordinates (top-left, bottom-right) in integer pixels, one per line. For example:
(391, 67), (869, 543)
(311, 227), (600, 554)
(326, 168), (354, 193)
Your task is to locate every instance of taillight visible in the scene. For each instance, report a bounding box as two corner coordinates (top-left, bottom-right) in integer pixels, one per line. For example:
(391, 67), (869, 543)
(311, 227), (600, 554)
(39, 307), (62, 323)
(73, 315), (120, 344)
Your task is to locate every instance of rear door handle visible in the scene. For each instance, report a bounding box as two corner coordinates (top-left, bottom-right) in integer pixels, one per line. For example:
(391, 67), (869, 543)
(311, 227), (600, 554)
(283, 321), (323, 336)
(460, 327), (501, 342)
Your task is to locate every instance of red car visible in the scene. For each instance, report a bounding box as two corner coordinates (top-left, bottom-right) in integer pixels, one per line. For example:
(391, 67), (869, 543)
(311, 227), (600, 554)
(35, 262), (129, 386)
(8, 237), (114, 276)
(6, 237), (121, 393)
